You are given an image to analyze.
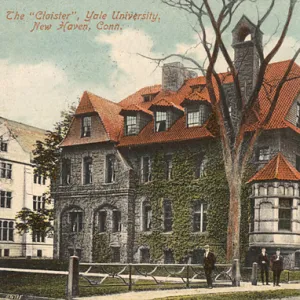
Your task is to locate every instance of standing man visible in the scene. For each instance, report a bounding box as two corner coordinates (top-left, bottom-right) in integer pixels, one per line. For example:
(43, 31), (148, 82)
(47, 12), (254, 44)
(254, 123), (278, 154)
(203, 244), (216, 289)
(258, 247), (269, 285)
(271, 248), (284, 287)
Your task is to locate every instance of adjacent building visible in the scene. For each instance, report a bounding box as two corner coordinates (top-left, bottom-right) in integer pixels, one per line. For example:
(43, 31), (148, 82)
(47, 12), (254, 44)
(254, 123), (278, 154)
(53, 16), (300, 266)
(0, 117), (53, 258)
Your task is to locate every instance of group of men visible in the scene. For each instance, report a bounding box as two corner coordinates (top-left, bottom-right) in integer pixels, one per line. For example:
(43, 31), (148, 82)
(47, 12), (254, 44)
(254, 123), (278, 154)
(202, 245), (284, 288)
(258, 247), (284, 286)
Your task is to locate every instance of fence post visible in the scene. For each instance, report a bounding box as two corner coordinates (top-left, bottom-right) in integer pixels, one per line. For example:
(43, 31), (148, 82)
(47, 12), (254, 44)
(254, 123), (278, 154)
(186, 265), (190, 288)
(128, 264), (132, 291)
(232, 259), (241, 287)
(67, 256), (79, 300)
(251, 262), (258, 285)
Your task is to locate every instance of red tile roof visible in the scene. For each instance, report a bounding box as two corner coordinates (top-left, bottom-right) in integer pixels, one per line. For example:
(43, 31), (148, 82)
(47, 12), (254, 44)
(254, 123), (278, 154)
(120, 104), (153, 116)
(61, 91), (123, 147)
(62, 60), (300, 148)
(181, 90), (211, 106)
(149, 98), (184, 112)
(248, 153), (300, 183)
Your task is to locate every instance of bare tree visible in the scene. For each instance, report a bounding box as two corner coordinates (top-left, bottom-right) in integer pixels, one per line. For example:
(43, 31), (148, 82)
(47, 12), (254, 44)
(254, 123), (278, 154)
(142, 0), (299, 260)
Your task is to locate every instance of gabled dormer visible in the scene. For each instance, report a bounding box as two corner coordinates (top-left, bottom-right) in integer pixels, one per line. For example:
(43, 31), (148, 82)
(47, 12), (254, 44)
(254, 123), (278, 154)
(181, 91), (212, 128)
(149, 98), (184, 132)
(142, 92), (159, 103)
(120, 104), (153, 136)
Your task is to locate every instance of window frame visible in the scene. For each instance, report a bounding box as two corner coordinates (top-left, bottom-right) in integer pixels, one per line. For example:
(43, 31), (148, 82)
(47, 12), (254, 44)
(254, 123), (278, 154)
(143, 203), (152, 232)
(0, 191), (12, 208)
(278, 198), (292, 231)
(141, 156), (152, 183)
(69, 211), (83, 233)
(62, 158), (71, 185)
(81, 116), (92, 137)
(155, 111), (167, 132)
(0, 220), (14, 241)
(83, 157), (93, 185)
(257, 147), (270, 161)
(192, 200), (208, 233)
(98, 210), (107, 233)
(125, 115), (137, 136)
(0, 162), (12, 179)
(165, 155), (173, 180)
(106, 155), (116, 183)
(163, 199), (173, 232)
(112, 210), (122, 233)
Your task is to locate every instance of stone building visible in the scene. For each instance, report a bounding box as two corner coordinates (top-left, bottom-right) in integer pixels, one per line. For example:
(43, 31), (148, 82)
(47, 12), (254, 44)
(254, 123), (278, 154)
(54, 16), (300, 266)
(0, 117), (53, 258)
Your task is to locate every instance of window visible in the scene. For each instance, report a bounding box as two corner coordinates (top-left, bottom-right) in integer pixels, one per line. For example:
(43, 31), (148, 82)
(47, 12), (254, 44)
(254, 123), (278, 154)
(4, 249), (9, 257)
(163, 199), (173, 232)
(0, 191), (12, 208)
(164, 249), (175, 264)
(82, 116), (91, 137)
(228, 105), (232, 117)
(32, 231), (45, 243)
(195, 155), (206, 178)
(140, 248), (150, 263)
(143, 94), (156, 102)
(297, 102), (300, 128)
(125, 115), (137, 135)
(69, 211), (83, 232)
(106, 155), (116, 183)
(155, 111), (167, 132)
(193, 200), (207, 232)
(0, 221), (14, 241)
(33, 196), (45, 211)
(34, 174), (44, 185)
(278, 198), (292, 231)
(143, 204), (152, 231)
(62, 159), (71, 185)
(296, 155), (300, 172)
(141, 156), (152, 183)
(111, 247), (120, 262)
(112, 210), (121, 232)
(257, 147), (270, 161)
(98, 211), (107, 232)
(187, 108), (200, 127)
(0, 162), (12, 179)
(83, 157), (93, 184)
(37, 250), (42, 257)
(165, 155), (172, 180)
(0, 141), (7, 152)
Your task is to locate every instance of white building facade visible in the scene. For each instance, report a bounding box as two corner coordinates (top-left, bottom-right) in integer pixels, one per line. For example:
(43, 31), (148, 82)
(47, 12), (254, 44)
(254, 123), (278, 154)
(0, 117), (53, 258)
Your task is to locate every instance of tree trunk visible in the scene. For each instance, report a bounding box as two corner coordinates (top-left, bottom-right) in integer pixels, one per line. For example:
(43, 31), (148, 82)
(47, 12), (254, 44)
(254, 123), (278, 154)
(226, 173), (242, 261)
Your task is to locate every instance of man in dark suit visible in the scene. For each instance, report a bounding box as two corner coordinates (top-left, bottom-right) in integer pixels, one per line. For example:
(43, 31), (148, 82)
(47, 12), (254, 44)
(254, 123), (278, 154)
(271, 248), (284, 286)
(258, 247), (270, 285)
(203, 244), (216, 289)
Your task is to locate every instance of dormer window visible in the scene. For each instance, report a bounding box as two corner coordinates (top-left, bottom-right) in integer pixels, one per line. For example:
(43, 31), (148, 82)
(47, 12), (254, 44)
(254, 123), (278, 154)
(81, 116), (91, 137)
(191, 84), (205, 93)
(143, 94), (156, 102)
(155, 111), (167, 132)
(125, 115), (137, 135)
(187, 105), (206, 128)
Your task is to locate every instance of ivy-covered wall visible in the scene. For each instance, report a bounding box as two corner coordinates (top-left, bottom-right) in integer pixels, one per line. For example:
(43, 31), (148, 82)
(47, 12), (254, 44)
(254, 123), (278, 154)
(137, 141), (236, 263)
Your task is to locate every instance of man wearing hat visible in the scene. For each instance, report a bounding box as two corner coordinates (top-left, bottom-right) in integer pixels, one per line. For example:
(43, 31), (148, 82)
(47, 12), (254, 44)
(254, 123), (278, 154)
(270, 248), (284, 286)
(203, 244), (216, 289)
(258, 247), (270, 285)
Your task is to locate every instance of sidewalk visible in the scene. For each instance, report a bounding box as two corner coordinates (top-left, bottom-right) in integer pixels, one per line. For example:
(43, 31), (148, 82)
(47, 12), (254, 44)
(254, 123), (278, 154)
(75, 282), (300, 300)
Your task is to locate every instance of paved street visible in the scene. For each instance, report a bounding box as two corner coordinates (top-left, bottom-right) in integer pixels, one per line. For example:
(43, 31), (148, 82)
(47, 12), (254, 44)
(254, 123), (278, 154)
(76, 282), (300, 300)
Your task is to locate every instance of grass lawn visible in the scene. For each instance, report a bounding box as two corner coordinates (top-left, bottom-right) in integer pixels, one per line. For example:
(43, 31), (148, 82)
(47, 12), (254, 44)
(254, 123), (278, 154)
(0, 271), (208, 298)
(155, 289), (300, 300)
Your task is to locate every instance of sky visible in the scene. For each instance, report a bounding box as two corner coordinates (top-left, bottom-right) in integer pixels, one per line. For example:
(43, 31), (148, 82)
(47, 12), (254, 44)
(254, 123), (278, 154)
(1, 0), (300, 130)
